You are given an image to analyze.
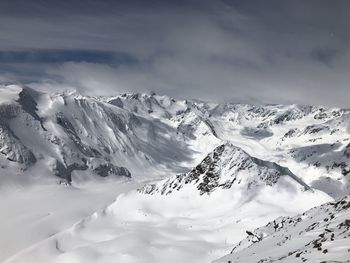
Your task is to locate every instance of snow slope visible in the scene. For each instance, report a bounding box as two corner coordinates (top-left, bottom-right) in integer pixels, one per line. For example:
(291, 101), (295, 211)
(140, 143), (312, 196)
(4, 144), (331, 263)
(214, 195), (350, 263)
(0, 178), (139, 261)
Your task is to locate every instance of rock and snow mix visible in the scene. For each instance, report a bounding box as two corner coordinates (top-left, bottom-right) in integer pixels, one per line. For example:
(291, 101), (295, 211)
(0, 85), (349, 262)
(215, 196), (350, 263)
(140, 143), (312, 196)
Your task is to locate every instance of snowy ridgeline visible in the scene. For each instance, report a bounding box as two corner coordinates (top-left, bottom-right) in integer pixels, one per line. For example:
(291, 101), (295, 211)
(139, 143), (311, 196)
(0, 85), (350, 263)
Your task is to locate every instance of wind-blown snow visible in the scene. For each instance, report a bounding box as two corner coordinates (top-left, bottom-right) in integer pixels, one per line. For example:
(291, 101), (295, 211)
(0, 85), (21, 104)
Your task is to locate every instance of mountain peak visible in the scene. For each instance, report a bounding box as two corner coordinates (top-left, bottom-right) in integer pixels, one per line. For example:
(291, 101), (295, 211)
(140, 142), (310, 195)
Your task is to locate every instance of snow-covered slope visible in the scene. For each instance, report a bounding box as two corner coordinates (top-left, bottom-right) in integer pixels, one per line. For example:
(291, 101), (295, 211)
(0, 86), (218, 186)
(214, 195), (350, 263)
(4, 143), (331, 263)
(140, 143), (311, 196)
(1, 84), (349, 262)
(104, 93), (350, 198)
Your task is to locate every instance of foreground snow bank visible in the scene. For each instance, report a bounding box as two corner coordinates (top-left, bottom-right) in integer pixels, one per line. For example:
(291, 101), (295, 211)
(5, 188), (331, 263)
(0, 178), (139, 262)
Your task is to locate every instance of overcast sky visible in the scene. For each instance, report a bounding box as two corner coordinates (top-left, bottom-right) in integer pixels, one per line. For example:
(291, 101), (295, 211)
(0, 0), (349, 107)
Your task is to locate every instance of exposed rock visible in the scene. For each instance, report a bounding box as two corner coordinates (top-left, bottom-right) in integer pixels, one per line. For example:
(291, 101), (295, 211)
(93, 163), (131, 178)
(215, 196), (350, 263)
(53, 160), (88, 183)
(140, 143), (310, 195)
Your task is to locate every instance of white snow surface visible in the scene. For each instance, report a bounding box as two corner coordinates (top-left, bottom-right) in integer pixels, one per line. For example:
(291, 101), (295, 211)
(2, 143), (332, 263)
(0, 178), (139, 261)
(4, 172), (331, 263)
(0, 85), (349, 262)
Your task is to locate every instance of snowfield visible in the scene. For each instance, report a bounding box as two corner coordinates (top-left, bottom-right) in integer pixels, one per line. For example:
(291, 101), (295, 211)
(4, 143), (332, 263)
(0, 85), (349, 262)
(0, 177), (140, 261)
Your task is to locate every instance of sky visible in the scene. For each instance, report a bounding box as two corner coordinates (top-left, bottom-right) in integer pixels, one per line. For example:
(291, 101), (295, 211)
(0, 0), (349, 107)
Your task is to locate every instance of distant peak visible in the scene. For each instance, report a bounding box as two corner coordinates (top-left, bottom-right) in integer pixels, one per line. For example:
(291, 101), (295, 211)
(140, 142), (310, 196)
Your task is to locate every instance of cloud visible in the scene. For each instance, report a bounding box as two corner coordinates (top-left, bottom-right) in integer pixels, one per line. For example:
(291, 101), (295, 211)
(0, 0), (350, 107)
(0, 50), (137, 64)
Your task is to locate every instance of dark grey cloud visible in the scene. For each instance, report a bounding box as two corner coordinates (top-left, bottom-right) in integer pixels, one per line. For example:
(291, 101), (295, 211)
(0, 50), (136, 64)
(0, 0), (349, 107)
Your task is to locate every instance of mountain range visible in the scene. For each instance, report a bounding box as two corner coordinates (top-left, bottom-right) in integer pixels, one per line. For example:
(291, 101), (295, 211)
(0, 84), (349, 262)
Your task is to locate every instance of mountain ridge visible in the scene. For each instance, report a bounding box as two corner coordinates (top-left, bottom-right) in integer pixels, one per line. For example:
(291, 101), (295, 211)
(2, 84), (349, 263)
(140, 142), (312, 196)
(0, 84), (349, 197)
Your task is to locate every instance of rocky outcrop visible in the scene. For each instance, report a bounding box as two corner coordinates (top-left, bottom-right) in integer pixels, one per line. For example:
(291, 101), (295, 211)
(93, 163), (131, 178)
(214, 196), (350, 263)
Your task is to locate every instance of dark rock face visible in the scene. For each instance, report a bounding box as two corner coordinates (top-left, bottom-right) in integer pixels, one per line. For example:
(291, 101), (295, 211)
(109, 112), (127, 134)
(56, 112), (101, 157)
(344, 143), (350, 158)
(331, 162), (350, 176)
(0, 91), (38, 168)
(53, 160), (88, 183)
(0, 123), (36, 167)
(257, 106), (317, 128)
(108, 97), (124, 108)
(240, 127), (273, 140)
(302, 124), (329, 135)
(314, 111), (328, 120)
(141, 145), (228, 195)
(93, 163), (131, 178)
(17, 87), (46, 131)
(0, 135), (36, 166)
(0, 103), (20, 120)
(282, 128), (298, 140)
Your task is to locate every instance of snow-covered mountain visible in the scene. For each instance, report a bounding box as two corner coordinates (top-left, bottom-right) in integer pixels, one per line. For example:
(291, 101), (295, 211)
(214, 195), (350, 263)
(0, 85), (217, 186)
(4, 142), (331, 263)
(1, 84), (350, 262)
(1, 84), (349, 196)
(140, 143), (311, 196)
